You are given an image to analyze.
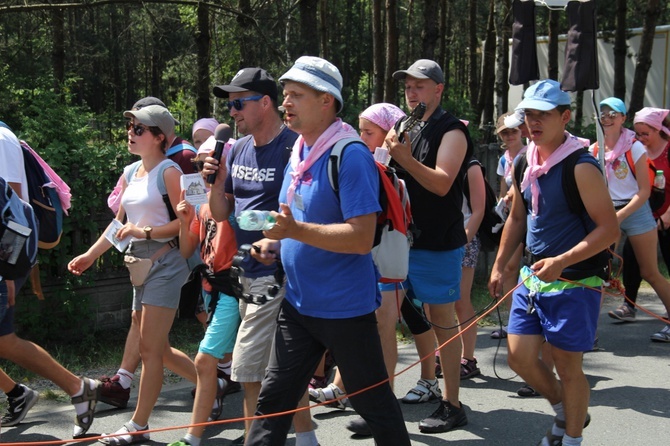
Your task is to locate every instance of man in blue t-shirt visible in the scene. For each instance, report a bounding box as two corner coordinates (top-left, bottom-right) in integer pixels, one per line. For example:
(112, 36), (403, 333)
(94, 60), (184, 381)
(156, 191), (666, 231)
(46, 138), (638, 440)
(489, 80), (619, 446)
(205, 67), (317, 446)
(244, 56), (410, 446)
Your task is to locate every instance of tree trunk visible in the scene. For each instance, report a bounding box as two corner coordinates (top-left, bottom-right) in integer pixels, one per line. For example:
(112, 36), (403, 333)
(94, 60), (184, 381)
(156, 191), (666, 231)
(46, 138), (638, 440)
(52, 8), (65, 95)
(300, 0), (319, 56)
(468, 0), (477, 109)
(372, 0), (384, 103)
(319, 0), (329, 59)
(476, 0), (496, 127)
(495, 0), (511, 116)
(547, 10), (559, 81)
(384, 0), (398, 105)
(574, 90), (584, 135)
(629, 0), (661, 118)
(421, 0), (439, 59)
(613, 0), (627, 100)
(195, 2), (211, 119)
(438, 0), (449, 93)
(237, 0), (256, 67)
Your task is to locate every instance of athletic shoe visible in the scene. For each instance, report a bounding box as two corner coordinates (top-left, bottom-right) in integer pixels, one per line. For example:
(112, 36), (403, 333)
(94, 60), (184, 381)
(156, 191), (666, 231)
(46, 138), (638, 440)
(401, 378), (442, 404)
(516, 384), (541, 397)
(345, 416), (372, 436)
(460, 357), (481, 380)
(650, 324), (670, 342)
(167, 441), (191, 446)
(2, 384), (39, 427)
(308, 383), (349, 409)
(490, 326), (508, 339)
(309, 375), (329, 391)
(418, 400), (468, 433)
(99, 374), (130, 409)
(608, 304), (636, 322)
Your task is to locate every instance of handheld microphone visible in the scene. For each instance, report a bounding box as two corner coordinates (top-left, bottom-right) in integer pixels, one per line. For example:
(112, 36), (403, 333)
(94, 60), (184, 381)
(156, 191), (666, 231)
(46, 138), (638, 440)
(207, 123), (233, 185)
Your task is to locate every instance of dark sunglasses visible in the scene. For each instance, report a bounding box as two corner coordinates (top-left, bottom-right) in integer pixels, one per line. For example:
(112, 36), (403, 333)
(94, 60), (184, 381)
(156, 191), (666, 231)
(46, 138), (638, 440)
(126, 121), (150, 136)
(226, 95), (263, 111)
(599, 111), (621, 120)
(190, 159), (206, 172)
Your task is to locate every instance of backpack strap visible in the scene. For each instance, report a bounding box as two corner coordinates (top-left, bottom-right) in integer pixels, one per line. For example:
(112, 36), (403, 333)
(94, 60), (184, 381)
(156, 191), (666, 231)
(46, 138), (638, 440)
(166, 141), (197, 157)
(125, 159), (180, 221)
(327, 137), (366, 193)
(513, 153), (529, 213)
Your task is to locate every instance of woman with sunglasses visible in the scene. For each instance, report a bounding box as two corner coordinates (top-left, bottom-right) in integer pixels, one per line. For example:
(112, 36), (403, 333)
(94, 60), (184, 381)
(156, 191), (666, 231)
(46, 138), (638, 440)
(593, 101), (670, 343)
(613, 107), (670, 342)
(68, 105), (199, 444)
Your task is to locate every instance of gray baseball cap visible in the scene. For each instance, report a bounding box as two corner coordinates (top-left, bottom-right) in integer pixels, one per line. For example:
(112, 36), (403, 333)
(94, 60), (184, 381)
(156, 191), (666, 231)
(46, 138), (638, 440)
(393, 59), (444, 84)
(123, 105), (175, 136)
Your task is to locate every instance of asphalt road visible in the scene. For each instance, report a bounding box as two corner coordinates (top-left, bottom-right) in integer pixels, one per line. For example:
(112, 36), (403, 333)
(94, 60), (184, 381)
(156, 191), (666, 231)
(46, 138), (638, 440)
(1, 291), (668, 445)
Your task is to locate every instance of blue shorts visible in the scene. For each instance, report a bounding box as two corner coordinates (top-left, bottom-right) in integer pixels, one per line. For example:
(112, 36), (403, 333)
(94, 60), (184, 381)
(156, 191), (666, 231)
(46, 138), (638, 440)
(620, 201), (657, 237)
(380, 248), (463, 304)
(198, 290), (241, 359)
(508, 266), (602, 352)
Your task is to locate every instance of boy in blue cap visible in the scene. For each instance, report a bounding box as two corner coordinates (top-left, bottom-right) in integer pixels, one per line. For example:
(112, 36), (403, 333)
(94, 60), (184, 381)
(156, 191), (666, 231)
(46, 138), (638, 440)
(488, 79), (619, 446)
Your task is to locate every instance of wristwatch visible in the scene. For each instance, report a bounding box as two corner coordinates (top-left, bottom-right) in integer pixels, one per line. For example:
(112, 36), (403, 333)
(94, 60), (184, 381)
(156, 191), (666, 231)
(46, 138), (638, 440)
(143, 226), (153, 240)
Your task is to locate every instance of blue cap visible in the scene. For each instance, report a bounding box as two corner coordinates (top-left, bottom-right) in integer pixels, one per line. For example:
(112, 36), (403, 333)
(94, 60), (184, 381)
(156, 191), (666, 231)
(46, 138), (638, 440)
(599, 97), (626, 114)
(517, 79), (572, 111)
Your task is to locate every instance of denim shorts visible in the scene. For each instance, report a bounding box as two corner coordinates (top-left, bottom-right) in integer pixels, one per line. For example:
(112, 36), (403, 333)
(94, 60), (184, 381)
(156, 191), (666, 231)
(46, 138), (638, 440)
(198, 290), (241, 359)
(620, 201), (657, 237)
(380, 248), (464, 304)
(507, 266), (602, 352)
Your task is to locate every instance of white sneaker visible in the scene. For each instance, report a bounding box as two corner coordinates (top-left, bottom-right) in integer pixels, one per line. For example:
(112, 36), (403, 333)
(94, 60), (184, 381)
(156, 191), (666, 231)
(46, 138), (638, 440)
(401, 378), (442, 404)
(650, 324), (670, 342)
(308, 383), (349, 410)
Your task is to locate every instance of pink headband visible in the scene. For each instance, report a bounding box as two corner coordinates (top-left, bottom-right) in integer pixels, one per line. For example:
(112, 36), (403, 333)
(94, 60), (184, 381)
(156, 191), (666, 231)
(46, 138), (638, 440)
(192, 118), (219, 139)
(359, 103), (406, 132)
(634, 107), (670, 137)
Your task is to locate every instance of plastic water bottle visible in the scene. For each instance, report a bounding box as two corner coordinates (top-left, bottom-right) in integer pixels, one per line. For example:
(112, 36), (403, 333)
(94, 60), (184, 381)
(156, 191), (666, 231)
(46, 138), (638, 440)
(237, 210), (276, 231)
(654, 170), (666, 190)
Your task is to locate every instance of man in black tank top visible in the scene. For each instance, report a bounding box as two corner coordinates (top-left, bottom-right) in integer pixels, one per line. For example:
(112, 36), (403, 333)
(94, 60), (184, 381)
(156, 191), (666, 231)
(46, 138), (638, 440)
(385, 59), (473, 434)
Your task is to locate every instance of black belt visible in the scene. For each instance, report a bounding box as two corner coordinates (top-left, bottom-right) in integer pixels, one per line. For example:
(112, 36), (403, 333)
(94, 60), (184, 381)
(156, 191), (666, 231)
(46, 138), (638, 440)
(523, 248), (610, 281)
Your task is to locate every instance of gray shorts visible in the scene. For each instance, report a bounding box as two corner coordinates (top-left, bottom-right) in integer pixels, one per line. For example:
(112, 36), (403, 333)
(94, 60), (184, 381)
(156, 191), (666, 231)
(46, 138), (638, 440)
(129, 240), (189, 311)
(231, 275), (285, 383)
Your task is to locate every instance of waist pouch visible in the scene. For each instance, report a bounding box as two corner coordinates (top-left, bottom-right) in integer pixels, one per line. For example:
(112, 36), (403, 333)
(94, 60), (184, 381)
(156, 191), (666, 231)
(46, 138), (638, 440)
(124, 240), (176, 286)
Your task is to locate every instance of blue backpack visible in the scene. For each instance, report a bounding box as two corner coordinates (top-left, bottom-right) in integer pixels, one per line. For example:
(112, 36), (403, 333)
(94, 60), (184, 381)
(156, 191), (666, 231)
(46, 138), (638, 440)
(0, 177), (39, 280)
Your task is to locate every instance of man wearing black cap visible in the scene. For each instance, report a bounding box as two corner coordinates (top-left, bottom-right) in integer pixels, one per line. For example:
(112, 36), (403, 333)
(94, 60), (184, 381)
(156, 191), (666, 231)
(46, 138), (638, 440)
(384, 58), (473, 434)
(205, 68), (317, 446)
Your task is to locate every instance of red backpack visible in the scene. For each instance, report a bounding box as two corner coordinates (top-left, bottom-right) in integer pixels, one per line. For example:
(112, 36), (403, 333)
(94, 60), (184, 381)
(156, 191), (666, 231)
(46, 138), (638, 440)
(327, 138), (414, 283)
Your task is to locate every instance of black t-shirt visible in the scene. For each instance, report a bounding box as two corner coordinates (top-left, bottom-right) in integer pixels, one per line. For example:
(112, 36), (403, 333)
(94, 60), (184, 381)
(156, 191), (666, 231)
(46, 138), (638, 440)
(392, 107), (474, 251)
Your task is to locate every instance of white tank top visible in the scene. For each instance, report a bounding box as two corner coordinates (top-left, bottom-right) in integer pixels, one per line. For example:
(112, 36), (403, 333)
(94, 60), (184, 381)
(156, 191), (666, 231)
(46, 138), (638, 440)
(121, 159), (176, 242)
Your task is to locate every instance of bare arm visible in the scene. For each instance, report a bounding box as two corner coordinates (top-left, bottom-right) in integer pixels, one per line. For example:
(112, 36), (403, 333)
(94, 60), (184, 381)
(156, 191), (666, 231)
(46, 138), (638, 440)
(386, 128), (467, 196)
(531, 162), (619, 283)
(263, 203), (377, 255)
(203, 155), (235, 222)
(489, 170), (527, 298)
(465, 164), (486, 243)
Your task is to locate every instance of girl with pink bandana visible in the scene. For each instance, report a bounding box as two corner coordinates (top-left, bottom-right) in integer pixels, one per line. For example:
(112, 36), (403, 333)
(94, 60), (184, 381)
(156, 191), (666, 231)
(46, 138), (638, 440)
(619, 107), (670, 342)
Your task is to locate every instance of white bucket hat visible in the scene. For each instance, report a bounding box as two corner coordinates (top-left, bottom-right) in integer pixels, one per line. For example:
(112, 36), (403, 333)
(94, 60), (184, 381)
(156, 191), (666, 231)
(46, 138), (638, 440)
(279, 56), (344, 113)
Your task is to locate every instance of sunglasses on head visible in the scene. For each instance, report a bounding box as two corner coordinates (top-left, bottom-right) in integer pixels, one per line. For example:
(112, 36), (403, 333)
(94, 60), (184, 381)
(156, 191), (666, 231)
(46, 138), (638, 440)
(226, 95), (264, 111)
(599, 111), (621, 120)
(126, 121), (150, 136)
(190, 159), (206, 172)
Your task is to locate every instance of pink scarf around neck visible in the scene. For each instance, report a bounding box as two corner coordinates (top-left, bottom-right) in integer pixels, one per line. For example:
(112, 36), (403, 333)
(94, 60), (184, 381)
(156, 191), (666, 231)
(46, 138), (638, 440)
(602, 128), (636, 181)
(286, 118), (359, 205)
(520, 132), (586, 217)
